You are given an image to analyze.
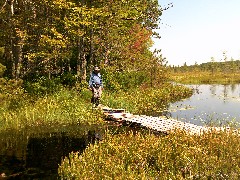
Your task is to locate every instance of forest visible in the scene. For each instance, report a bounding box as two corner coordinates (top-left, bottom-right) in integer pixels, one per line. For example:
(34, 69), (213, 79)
(0, 0), (168, 90)
(1, 1), (240, 179)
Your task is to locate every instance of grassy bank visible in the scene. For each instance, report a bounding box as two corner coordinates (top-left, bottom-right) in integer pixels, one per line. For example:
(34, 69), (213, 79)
(58, 82), (240, 179)
(101, 83), (192, 115)
(0, 80), (191, 131)
(170, 71), (240, 84)
(59, 130), (240, 179)
(2, 78), (239, 179)
(0, 86), (104, 131)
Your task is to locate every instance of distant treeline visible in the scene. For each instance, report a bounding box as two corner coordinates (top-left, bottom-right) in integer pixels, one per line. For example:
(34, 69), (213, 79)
(170, 60), (240, 74)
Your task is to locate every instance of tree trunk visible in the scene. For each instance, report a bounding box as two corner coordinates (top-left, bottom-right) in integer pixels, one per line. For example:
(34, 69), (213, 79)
(6, 0), (24, 79)
(77, 37), (81, 81)
(81, 51), (87, 81)
(88, 0), (94, 67)
(12, 43), (23, 79)
(11, 25), (25, 79)
(89, 28), (94, 66)
(80, 0), (87, 81)
(80, 37), (87, 81)
(77, 36), (87, 81)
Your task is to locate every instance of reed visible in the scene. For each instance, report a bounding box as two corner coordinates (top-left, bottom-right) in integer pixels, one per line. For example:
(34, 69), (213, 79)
(58, 129), (240, 179)
(170, 72), (240, 84)
(0, 81), (191, 131)
(0, 88), (104, 131)
(101, 83), (192, 115)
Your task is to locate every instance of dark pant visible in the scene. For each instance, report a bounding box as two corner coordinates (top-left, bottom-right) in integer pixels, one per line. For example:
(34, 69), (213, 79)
(91, 86), (102, 105)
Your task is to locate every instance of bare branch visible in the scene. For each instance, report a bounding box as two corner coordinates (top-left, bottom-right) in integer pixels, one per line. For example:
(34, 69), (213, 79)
(0, 0), (8, 13)
(10, 0), (14, 15)
(160, 3), (173, 11)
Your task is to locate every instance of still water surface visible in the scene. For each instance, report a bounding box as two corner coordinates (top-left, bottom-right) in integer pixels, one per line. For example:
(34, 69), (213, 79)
(0, 124), (139, 179)
(0, 125), (103, 179)
(168, 84), (240, 127)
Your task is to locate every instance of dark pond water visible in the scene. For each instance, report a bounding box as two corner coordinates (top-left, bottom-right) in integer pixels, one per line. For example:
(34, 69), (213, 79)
(0, 123), (147, 179)
(167, 84), (240, 127)
(0, 125), (104, 179)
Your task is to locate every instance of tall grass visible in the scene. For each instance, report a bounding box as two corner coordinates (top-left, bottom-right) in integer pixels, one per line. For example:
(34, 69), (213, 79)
(170, 71), (240, 84)
(58, 129), (240, 179)
(58, 81), (240, 179)
(1, 78), (239, 179)
(101, 83), (192, 115)
(0, 80), (192, 131)
(0, 88), (104, 131)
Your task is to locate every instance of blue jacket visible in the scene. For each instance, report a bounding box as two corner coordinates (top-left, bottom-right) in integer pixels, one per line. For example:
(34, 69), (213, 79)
(89, 72), (103, 88)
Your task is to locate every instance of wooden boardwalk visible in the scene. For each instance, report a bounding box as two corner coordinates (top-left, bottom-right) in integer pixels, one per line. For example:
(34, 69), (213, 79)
(98, 105), (239, 136)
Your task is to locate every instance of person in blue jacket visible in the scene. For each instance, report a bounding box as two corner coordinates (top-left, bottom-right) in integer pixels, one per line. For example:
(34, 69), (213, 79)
(88, 66), (103, 106)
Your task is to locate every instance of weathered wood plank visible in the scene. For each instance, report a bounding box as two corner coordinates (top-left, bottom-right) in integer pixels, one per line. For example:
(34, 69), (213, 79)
(99, 105), (238, 136)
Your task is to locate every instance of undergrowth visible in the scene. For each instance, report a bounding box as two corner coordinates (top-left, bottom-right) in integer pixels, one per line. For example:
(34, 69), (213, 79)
(59, 129), (240, 179)
(101, 83), (192, 115)
(0, 84), (104, 131)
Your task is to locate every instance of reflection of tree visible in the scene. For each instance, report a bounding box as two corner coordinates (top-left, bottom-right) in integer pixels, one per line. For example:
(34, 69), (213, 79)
(223, 85), (228, 98)
(222, 85), (230, 104)
(230, 84), (237, 93)
(191, 85), (200, 94)
(0, 129), (101, 178)
(239, 84), (240, 97)
(162, 110), (172, 119)
(26, 131), (99, 174)
(210, 85), (216, 96)
(0, 154), (24, 178)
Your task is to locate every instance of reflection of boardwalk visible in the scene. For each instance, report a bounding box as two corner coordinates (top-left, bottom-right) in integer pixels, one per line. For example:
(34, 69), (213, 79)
(99, 105), (239, 136)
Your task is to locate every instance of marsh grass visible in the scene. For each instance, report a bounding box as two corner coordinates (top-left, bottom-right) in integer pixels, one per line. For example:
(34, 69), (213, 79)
(170, 72), (240, 84)
(0, 88), (104, 131)
(101, 83), (192, 115)
(58, 129), (240, 179)
(2, 79), (239, 179)
(0, 81), (192, 131)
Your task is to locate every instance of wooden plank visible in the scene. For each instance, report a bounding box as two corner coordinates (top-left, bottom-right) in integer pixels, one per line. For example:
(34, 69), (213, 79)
(111, 109), (126, 113)
(102, 106), (238, 136)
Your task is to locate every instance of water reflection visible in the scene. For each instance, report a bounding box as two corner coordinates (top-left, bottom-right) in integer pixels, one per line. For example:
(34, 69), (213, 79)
(168, 84), (240, 127)
(0, 125), (103, 179)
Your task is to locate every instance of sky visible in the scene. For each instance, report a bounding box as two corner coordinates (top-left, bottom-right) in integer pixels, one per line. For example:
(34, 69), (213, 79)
(152, 0), (240, 66)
